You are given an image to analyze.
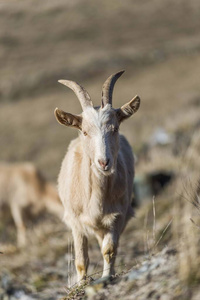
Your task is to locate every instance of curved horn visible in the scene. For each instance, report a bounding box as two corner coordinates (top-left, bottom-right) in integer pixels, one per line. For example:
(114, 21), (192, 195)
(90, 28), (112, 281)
(101, 70), (125, 107)
(58, 80), (93, 111)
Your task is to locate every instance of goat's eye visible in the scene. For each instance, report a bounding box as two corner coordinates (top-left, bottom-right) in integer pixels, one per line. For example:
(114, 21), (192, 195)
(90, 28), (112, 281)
(114, 127), (119, 133)
(83, 131), (87, 136)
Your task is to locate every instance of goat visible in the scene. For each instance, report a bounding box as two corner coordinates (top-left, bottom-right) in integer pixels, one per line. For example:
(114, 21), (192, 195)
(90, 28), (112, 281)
(54, 70), (140, 282)
(0, 162), (62, 247)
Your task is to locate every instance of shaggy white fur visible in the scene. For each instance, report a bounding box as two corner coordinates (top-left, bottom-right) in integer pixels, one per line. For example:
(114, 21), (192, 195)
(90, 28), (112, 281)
(55, 72), (140, 282)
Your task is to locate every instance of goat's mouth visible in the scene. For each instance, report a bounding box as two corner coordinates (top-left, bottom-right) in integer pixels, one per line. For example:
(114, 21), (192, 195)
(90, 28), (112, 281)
(97, 163), (115, 176)
(92, 163), (114, 176)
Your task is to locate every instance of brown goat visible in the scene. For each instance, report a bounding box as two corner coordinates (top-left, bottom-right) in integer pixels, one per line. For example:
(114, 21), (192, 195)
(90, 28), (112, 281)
(0, 162), (62, 247)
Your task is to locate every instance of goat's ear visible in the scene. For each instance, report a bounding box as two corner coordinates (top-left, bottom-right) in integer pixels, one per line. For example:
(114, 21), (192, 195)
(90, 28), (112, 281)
(116, 96), (140, 123)
(54, 108), (82, 130)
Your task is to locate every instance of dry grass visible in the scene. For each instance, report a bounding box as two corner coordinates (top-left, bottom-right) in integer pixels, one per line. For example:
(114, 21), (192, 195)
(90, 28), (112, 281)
(172, 131), (200, 284)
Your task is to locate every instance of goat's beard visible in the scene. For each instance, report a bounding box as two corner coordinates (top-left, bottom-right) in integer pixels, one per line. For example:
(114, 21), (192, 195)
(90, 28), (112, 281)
(91, 162), (115, 177)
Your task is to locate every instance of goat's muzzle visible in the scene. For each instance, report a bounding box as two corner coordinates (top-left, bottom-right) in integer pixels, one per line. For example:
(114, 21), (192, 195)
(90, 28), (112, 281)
(98, 159), (110, 171)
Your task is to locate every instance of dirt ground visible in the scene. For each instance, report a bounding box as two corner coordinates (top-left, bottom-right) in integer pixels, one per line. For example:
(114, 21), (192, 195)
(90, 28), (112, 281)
(0, 0), (200, 299)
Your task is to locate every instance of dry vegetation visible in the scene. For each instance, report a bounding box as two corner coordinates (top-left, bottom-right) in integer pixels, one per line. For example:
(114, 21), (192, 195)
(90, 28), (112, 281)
(0, 0), (200, 299)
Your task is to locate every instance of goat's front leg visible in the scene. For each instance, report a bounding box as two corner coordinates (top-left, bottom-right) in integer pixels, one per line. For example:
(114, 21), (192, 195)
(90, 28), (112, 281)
(10, 202), (26, 247)
(101, 232), (118, 278)
(72, 229), (89, 283)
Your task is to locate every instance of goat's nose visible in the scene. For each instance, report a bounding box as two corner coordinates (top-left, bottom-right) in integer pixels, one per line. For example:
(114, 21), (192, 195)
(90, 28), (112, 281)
(98, 159), (110, 169)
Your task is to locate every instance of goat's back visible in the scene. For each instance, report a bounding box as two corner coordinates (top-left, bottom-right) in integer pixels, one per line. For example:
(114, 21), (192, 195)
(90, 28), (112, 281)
(0, 162), (45, 210)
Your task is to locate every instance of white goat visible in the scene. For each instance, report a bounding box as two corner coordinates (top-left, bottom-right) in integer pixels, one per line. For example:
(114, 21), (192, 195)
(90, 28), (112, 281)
(55, 71), (140, 282)
(0, 162), (62, 247)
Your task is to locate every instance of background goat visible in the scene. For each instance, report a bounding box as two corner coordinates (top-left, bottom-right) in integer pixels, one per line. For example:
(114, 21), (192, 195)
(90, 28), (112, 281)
(0, 162), (62, 247)
(55, 71), (140, 282)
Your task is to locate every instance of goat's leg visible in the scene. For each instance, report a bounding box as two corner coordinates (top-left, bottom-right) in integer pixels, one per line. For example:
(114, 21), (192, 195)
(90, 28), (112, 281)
(96, 232), (103, 248)
(101, 232), (118, 278)
(10, 203), (26, 247)
(72, 229), (89, 283)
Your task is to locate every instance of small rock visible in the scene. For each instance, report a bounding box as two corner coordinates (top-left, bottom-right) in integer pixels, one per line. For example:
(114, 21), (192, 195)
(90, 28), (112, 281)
(160, 294), (171, 300)
(85, 276), (111, 298)
(1, 273), (12, 291)
(85, 286), (97, 298)
(147, 289), (156, 298)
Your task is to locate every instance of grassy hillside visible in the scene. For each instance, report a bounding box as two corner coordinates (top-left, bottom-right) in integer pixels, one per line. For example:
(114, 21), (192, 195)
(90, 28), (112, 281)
(0, 0), (200, 101)
(1, 0), (200, 180)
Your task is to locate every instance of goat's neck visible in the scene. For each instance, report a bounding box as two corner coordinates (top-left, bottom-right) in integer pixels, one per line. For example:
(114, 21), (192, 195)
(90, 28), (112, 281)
(91, 163), (115, 203)
(92, 169), (113, 192)
(80, 149), (116, 202)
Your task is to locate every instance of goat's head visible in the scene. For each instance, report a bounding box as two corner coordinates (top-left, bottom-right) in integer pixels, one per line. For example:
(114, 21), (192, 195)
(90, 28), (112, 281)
(55, 71), (140, 175)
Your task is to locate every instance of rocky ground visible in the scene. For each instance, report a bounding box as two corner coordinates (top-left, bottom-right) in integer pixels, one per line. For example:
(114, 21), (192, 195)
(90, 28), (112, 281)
(0, 208), (178, 300)
(84, 248), (180, 300)
(1, 169), (199, 300)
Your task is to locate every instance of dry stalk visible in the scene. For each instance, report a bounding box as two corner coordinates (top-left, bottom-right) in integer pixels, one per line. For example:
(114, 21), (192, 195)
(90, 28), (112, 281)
(152, 196), (156, 245)
(173, 130), (200, 283)
(190, 218), (200, 230)
(143, 209), (149, 255)
(152, 218), (173, 250)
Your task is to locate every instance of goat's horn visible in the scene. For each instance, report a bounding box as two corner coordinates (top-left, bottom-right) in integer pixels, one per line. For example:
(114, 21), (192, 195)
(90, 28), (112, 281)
(101, 70), (125, 107)
(58, 80), (93, 111)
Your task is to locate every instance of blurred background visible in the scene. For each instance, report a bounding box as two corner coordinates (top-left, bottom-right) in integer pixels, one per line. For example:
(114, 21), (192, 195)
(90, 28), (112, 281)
(0, 0), (200, 299)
